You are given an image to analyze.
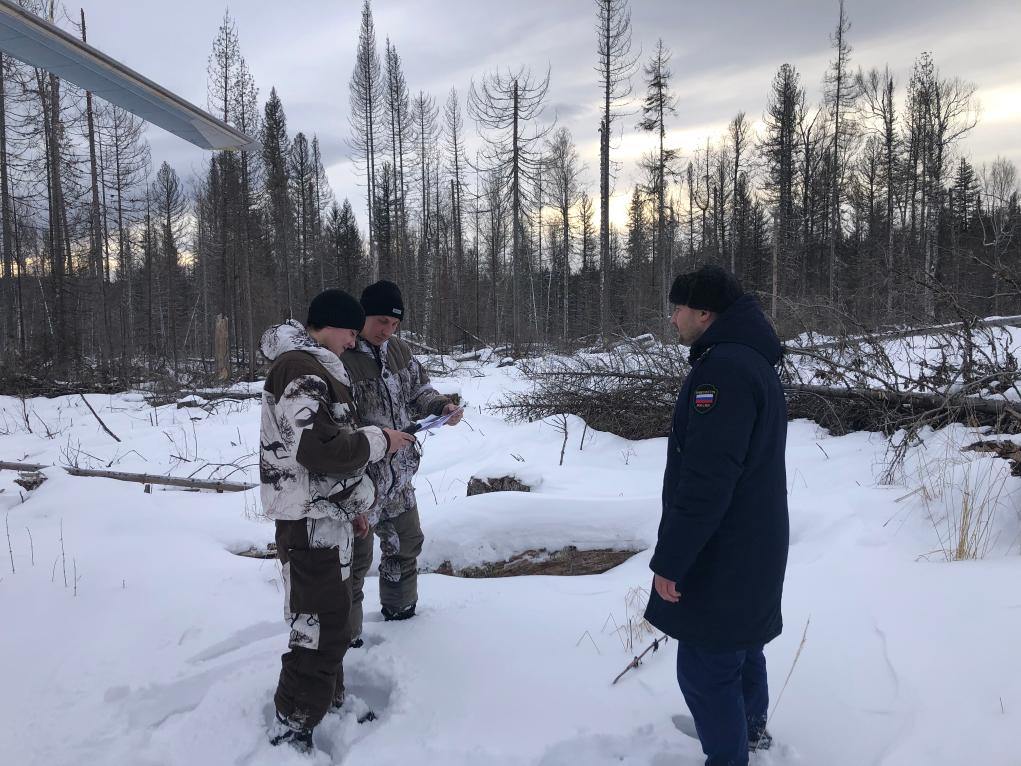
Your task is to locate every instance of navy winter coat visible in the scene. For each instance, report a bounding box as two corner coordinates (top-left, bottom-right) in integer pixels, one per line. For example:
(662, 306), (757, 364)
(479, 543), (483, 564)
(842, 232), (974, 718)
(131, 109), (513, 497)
(644, 295), (789, 651)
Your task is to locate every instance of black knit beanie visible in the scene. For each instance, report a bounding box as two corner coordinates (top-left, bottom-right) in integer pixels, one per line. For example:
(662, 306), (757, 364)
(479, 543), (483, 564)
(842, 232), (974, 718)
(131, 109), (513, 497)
(360, 280), (405, 320)
(306, 288), (366, 331)
(669, 265), (744, 313)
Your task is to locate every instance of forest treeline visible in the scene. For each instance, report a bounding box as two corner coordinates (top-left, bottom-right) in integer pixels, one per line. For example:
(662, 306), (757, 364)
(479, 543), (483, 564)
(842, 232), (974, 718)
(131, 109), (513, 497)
(0, 0), (1018, 387)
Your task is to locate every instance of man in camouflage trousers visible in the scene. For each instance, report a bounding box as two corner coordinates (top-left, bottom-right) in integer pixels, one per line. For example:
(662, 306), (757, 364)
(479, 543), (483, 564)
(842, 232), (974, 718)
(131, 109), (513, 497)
(343, 280), (463, 642)
(259, 288), (415, 752)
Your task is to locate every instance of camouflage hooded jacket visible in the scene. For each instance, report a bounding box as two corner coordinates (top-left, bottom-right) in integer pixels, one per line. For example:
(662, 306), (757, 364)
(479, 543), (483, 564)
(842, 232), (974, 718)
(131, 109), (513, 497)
(259, 321), (389, 566)
(341, 335), (451, 519)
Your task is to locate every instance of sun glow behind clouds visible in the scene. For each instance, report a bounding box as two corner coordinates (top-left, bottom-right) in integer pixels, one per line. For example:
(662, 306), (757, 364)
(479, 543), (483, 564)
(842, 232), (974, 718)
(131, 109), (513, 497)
(976, 84), (1021, 127)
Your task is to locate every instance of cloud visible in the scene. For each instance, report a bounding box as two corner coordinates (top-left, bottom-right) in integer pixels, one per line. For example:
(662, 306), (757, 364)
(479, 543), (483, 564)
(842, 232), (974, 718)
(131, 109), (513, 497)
(73, 0), (1021, 234)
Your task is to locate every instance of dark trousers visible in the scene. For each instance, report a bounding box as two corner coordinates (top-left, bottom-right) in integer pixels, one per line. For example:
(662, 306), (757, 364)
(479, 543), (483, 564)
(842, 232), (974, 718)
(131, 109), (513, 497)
(273, 520), (353, 730)
(676, 641), (769, 766)
(349, 501), (424, 639)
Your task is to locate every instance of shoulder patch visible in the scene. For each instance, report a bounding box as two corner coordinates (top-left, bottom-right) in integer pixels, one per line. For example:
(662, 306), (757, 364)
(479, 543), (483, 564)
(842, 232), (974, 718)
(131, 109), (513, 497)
(693, 384), (718, 413)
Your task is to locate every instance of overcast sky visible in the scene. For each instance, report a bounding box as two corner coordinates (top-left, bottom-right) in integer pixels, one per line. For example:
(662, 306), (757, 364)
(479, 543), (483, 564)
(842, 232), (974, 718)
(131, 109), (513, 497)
(71, 0), (1021, 228)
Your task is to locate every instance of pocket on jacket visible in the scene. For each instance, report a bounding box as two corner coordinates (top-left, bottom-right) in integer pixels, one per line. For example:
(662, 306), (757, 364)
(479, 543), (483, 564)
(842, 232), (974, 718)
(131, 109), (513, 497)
(285, 547), (344, 615)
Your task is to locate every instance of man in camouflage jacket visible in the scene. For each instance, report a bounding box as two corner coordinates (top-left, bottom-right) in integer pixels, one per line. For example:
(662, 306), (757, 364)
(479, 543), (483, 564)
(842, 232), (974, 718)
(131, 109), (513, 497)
(260, 289), (415, 751)
(342, 280), (462, 640)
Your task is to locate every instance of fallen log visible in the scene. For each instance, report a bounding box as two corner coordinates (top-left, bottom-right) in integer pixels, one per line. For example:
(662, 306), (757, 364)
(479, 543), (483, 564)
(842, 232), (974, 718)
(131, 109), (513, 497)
(182, 390), (261, 402)
(403, 338), (441, 354)
(0, 459), (255, 493)
(610, 332), (657, 351)
(434, 547), (636, 578)
(783, 383), (1021, 420)
(0, 460), (46, 471)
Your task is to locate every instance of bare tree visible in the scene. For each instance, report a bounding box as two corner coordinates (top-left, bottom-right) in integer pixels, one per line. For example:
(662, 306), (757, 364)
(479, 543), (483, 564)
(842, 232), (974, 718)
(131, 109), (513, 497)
(232, 54), (261, 378)
(445, 87), (468, 331)
(824, 0), (858, 303)
(77, 10), (111, 370)
(636, 39), (678, 326)
(595, 0), (638, 336)
(97, 103), (150, 367)
(150, 162), (187, 371)
(546, 127), (581, 342)
(383, 40), (413, 287)
(289, 132), (314, 304)
(727, 111), (752, 275)
(411, 90), (439, 333)
(760, 63), (803, 317)
(469, 66), (552, 346)
(260, 88), (294, 316)
(905, 52), (976, 317)
(349, 0), (383, 275)
(856, 66), (898, 314)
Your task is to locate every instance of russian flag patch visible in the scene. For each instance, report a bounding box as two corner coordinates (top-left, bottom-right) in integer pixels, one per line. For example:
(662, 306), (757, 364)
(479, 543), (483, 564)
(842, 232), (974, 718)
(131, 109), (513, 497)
(693, 384), (718, 413)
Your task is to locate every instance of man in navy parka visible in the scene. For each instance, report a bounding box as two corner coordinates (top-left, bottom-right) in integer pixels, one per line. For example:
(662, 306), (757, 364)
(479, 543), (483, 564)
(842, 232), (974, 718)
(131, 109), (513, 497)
(645, 265), (789, 766)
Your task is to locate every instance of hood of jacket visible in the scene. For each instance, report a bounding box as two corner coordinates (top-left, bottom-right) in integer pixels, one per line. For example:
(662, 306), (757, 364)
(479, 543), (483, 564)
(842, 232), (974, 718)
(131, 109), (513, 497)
(260, 319), (352, 386)
(689, 294), (782, 367)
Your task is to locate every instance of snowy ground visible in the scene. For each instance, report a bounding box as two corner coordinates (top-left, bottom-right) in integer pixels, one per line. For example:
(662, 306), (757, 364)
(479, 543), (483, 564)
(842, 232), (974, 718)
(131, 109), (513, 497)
(1, 358), (1020, 765)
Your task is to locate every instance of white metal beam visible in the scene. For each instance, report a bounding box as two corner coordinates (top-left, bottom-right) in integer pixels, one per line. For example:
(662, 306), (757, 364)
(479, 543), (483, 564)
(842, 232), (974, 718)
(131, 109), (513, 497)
(0, 0), (258, 151)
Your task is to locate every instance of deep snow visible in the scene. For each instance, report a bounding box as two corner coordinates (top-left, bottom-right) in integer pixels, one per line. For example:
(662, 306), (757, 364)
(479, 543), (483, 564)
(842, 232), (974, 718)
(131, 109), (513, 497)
(1, 358), (1019, 765)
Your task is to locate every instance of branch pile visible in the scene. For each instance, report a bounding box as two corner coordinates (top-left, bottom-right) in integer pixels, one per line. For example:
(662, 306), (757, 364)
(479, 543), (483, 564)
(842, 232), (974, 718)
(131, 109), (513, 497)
(495, 322), (1021, 449)
(493, 339), (688, 440)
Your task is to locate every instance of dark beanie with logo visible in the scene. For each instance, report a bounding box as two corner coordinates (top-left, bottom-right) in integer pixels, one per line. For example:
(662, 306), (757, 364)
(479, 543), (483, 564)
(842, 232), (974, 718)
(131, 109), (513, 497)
(669, 265), (744, 313)
(360, 280), (405, 320)
(306, 288), (365, 330)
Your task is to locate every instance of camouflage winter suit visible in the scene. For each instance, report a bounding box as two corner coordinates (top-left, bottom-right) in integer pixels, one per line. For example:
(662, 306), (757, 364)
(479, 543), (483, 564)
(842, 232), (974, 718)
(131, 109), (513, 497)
(259, 320), (389, 730)
(342, 335), (452, 635)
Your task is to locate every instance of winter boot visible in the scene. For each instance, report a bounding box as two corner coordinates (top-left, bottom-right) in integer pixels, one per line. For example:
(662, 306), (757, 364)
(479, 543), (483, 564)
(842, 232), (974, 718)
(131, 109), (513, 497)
(330, 688), (345, 712)
(381, 603), (416, 622)
(269, 711), (313, 753)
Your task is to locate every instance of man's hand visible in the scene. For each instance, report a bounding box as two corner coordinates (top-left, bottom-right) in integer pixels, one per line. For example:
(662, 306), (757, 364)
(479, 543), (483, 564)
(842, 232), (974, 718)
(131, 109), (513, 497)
(383, 428), (416, 453)
(442, 403), (464, 426)
(654, 574), (681, 603)
(353, 514), (370, 538)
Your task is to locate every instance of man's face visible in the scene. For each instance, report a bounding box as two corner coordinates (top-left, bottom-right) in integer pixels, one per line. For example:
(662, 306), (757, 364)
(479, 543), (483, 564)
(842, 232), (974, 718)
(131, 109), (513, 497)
(316, 326), (359, 356)
(362, 315), (401, 347)
(670, 304), (713, 346)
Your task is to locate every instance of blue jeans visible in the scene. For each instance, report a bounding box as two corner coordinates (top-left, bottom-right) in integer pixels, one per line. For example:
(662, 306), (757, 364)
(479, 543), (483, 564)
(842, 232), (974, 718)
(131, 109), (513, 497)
(676, 641), (769, 766)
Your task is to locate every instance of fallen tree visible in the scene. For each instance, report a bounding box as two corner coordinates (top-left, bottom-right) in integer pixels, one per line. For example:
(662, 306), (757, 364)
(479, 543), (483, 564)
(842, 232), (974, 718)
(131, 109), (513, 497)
(494, 339), (687, 440)
(497, 320), (1021, 489)
(788, 314), (1021, 352)
(0, 460), (255, 493)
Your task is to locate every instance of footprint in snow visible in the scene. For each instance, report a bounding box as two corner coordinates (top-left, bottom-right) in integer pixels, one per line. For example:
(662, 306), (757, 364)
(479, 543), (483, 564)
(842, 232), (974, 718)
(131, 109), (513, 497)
(672, 714), (799, 764)
(341, 662), (394, 716)
(186, 620), (286, 664)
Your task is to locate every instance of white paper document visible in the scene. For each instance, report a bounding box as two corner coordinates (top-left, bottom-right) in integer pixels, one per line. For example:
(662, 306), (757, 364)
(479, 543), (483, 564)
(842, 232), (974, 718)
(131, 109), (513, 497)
(415, 405), (464, 432)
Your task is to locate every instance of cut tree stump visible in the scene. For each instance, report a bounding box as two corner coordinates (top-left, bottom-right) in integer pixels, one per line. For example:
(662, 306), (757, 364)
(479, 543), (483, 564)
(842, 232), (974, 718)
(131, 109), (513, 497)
(14, 471), (46, 491)
(235, 542), (277, 559)
(466, 475), (531, 496)
(434, 546), (637, 577)
(964, 440), (1021, 476)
